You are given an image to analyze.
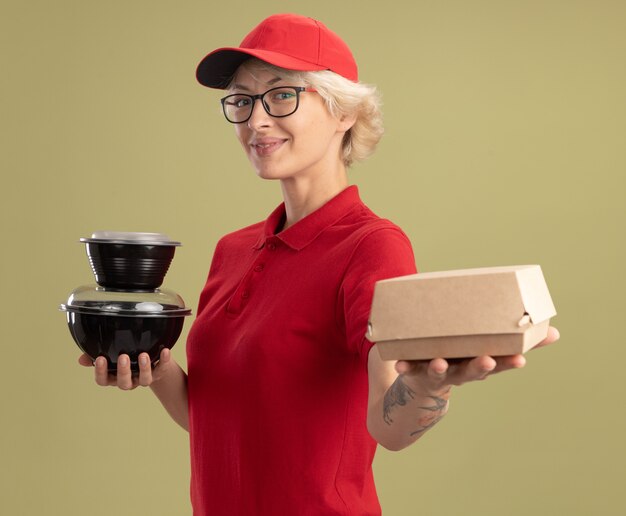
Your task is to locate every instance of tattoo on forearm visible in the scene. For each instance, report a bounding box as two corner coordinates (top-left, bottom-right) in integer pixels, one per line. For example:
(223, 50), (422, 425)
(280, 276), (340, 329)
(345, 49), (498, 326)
(382, 376), (450, 437)
(383, 375), (415, 425)
(409, 415), (444, 436)
(419, 394), (449, 412)
(409, 393), (450, 437)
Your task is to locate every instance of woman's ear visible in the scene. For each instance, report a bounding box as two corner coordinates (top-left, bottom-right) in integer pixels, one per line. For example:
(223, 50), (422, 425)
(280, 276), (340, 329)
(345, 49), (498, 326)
(337, 112), (357, 132)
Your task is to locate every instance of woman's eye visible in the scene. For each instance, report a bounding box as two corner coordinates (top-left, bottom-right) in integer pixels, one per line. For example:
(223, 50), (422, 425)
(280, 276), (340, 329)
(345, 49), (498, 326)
(272, 91), (296, 102)
(233, 97), (251, 108)
(225, 96), (251, 109)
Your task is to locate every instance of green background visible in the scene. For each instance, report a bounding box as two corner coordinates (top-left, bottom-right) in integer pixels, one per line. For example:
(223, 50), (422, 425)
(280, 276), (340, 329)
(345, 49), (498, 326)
(2, 1), (624, 514)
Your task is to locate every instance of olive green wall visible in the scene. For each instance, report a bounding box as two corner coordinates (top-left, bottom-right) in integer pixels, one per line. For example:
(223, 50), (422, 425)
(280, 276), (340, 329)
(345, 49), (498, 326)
(2, 1), (624, 514)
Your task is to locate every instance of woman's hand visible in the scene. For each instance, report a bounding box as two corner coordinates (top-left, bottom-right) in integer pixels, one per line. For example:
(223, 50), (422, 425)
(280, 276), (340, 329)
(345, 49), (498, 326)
(78, 348), (174, 390)
(395, 326), (561, 394)
(367, 326), (560, 450)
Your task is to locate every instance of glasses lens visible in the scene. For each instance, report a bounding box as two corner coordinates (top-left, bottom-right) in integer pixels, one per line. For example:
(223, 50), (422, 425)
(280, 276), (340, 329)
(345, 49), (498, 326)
(222, 94), (253, 123)
(263, 87), (299, 117)
(221, 87), (302, 123)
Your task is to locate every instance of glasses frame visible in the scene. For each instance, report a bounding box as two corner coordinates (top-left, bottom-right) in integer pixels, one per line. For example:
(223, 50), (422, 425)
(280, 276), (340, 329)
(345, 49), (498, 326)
(220, 86), (314, 124)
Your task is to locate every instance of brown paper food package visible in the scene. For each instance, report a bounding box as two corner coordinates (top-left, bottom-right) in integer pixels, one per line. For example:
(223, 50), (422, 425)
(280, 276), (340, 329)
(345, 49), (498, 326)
(368, 265), (557, 360)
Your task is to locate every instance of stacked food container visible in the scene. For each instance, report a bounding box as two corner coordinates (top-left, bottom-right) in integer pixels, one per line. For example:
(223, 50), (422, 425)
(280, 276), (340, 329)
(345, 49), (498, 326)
(60, 231), (192, 373)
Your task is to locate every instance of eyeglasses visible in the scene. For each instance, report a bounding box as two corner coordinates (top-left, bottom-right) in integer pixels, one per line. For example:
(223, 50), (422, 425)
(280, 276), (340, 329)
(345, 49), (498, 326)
(220, 86), (315, 124)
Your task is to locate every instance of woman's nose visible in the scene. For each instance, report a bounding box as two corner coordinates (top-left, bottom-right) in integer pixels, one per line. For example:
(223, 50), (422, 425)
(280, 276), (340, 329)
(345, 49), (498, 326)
(247, 98), (272, 129)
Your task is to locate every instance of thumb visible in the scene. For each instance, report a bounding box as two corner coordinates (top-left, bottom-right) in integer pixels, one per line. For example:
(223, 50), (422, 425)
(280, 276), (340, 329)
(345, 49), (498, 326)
(156, 347), (172, 369)
(78, 353), (94, 367)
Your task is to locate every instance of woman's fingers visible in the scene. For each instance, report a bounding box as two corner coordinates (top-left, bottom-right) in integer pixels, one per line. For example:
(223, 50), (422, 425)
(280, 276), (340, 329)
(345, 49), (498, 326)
(427, 358), (449, 378)
(137, 353), (153, 387)
(160, 347), (171, 365)
(394, 360), (412, 375)
(441, 356), (495, 385)
(78, 353), (94, 367)
(402, 355), (508, 390)
(116, 354), (134, 390)
(534, 326), (560, 349)
(490, 354), (526, 374)
(84, 349), (173, 388)
(94, 356), (111, 386)
(395, 327), (561, 391)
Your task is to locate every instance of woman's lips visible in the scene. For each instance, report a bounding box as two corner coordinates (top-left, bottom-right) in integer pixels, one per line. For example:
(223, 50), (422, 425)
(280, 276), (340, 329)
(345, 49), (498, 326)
(249, 138), (286, 157)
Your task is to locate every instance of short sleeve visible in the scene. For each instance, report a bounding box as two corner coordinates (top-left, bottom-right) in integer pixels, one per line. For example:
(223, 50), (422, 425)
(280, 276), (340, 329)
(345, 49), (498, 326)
(338, 226), (417, 359)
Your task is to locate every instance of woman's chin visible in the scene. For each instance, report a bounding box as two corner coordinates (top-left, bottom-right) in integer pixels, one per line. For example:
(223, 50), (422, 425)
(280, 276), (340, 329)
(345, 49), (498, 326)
(253, 166), (289, 181)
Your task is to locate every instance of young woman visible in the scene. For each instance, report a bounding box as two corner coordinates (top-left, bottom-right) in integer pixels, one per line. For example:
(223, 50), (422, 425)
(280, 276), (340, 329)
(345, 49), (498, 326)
(79, 13), (559, 515)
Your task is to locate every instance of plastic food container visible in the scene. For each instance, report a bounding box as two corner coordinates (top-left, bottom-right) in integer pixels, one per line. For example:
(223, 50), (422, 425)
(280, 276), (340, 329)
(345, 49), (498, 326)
(80, 231), (181, 290)
(61, 285), (192, 372)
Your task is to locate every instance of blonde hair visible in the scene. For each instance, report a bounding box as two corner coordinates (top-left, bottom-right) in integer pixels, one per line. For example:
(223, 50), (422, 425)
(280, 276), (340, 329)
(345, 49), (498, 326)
(231, 59), (384, 167)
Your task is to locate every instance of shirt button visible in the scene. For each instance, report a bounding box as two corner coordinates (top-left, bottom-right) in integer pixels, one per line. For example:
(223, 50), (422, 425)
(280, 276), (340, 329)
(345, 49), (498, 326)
(254, 264), (265, 272)
(267, 243), (276, 251)
(241, 290), (250, 299)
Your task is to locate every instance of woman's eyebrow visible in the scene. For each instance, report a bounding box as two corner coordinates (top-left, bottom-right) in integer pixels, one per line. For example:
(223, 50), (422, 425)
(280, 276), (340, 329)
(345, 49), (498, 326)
(229, 76), (283, 92)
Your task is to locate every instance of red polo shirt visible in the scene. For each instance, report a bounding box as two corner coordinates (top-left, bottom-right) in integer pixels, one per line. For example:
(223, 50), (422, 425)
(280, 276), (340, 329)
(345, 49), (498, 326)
(186, 186), (417, 515)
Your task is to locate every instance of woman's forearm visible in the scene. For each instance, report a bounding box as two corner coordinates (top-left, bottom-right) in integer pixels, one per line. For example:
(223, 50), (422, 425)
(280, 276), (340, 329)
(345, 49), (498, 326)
(368, 374), (450, 451)
(150, 361), (189, 432)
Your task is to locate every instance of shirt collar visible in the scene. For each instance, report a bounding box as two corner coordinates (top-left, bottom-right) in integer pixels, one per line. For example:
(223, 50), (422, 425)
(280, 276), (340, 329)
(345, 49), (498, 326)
(252, 185), (363, 251)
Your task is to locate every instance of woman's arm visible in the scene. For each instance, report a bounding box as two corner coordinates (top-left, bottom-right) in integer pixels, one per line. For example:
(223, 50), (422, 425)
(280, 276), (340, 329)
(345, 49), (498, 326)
(148, 351), (189, 432)
(366, 348), (451, 451)
(367, 326), (560, 451)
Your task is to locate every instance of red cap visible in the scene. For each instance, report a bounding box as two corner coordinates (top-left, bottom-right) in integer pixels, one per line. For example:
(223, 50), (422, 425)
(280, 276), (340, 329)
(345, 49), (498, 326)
(196, 14), (358, 89)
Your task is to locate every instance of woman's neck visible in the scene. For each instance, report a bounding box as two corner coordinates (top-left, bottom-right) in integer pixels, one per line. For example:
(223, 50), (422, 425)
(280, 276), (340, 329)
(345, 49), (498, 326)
(279, 172), (349, 231)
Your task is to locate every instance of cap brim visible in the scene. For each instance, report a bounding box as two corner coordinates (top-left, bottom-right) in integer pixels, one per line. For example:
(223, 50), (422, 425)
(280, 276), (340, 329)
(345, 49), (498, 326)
(196, 47), (328, 89)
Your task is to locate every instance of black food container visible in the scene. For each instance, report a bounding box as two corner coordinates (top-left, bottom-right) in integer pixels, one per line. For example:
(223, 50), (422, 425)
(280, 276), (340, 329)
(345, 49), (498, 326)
(80, 231), (181, 290)
(61, 285), (192, 373)
(62, 231), (191, 374)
